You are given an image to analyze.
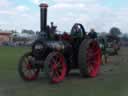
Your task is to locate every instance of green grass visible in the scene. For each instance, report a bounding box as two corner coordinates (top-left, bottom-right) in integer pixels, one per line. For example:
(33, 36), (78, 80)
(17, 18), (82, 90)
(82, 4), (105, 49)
(0, 47), (127, 96)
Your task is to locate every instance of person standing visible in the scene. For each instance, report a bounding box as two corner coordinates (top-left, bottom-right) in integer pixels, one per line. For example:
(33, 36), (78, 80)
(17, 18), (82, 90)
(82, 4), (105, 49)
(88, 28), (98, 39)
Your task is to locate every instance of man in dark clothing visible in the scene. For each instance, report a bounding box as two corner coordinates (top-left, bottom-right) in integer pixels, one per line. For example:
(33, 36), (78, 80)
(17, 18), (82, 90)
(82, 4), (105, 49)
(50, 22), (57, 33)
(88, 29), (98, 39)
(48, 22), (57, 40)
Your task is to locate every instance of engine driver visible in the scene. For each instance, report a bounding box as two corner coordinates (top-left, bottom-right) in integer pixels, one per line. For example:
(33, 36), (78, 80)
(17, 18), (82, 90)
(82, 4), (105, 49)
(88, 28), (98, 39)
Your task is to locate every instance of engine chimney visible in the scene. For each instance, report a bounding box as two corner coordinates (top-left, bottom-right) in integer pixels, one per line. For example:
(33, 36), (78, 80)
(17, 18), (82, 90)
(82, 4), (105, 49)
(39, 3), (48, 32)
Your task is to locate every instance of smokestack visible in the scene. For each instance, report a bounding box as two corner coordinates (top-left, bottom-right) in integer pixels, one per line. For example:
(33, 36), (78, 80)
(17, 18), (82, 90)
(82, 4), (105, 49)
(39, 3), (48, 32)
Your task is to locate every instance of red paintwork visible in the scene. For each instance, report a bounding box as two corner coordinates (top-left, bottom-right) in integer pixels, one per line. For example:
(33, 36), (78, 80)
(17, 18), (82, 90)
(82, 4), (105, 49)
(49, 53), (67, 83)
(61, 33), (71, 41)
(40, 3), (48, 8)
(86, 40), (101, 77)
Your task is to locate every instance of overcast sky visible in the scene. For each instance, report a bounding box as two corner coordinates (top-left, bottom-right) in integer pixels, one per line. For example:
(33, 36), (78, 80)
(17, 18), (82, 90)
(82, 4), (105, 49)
(0, 0), (128, 33)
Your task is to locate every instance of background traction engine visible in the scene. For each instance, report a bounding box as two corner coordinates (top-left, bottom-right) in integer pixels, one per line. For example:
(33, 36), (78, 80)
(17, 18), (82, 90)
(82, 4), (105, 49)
(106, 35), (120, 55)
(18, 3), (102, 83)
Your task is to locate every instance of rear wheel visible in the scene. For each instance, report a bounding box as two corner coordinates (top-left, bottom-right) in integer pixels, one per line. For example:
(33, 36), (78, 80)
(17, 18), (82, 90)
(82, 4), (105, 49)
(44, 52), (67, 83)
(78, 39), (101, 77)
(18, 52), (40, 81)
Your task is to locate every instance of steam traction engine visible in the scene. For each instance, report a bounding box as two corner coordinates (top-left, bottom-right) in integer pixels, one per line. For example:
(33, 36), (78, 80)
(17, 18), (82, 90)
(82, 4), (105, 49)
(106, 34), (120, 55)
(18, 3), (102, 83)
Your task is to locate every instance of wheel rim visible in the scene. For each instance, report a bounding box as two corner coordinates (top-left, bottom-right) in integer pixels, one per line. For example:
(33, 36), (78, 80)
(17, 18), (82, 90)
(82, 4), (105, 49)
(21, 55), (39, 80)
(48, 53), (66, 83)
(86, 40), (101, 77)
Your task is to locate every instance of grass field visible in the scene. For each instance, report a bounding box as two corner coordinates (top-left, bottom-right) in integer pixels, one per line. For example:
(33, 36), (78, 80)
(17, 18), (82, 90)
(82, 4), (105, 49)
(0, 46), (128, 96)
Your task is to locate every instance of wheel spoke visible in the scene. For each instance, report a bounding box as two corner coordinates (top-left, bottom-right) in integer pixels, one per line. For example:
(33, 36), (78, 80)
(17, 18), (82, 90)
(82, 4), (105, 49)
(55, 70), (60, 77)
(51, 63), (61, 77)
(88, 64), (93, 73)
(52, 58), (58, 65)
(29, 70), (34, 77)
(50, 69), (59, 78)
(25, 70), (32, 77)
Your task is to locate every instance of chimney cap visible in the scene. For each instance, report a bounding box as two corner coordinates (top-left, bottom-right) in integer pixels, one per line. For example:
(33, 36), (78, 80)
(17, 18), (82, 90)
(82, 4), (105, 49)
(40, 3), (48, 8)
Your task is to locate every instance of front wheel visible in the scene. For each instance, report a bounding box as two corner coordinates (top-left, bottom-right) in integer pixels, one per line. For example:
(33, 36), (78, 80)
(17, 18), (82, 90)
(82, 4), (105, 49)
(44, 52), (67, 83)
(18, 52), (40, 81)
(78, 39), (102, 77)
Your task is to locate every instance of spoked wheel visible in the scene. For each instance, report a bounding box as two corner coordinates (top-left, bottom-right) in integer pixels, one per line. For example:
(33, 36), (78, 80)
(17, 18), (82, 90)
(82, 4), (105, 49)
(79, 39), (102, 77)
(44, 52), (67, 83)
(18, 52), (40, 81)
